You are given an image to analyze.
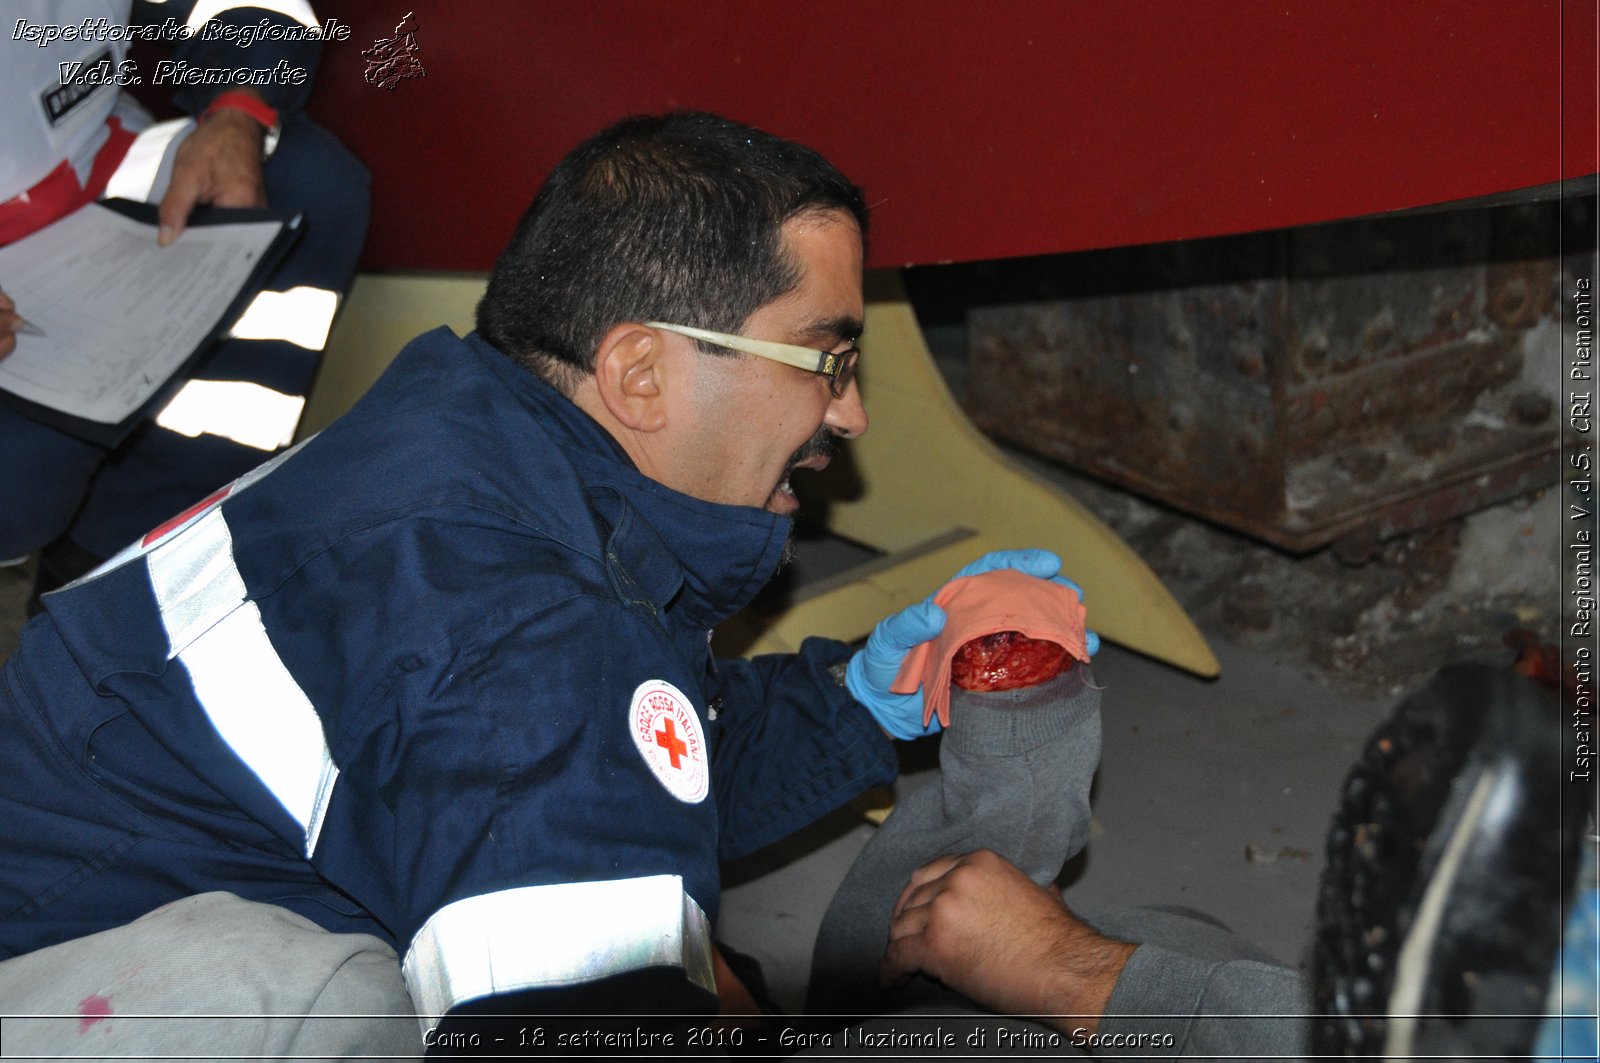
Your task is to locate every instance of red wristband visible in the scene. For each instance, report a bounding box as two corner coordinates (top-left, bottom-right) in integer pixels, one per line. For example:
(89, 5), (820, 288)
(203, 90), (281, 158)
(203, 90), (279, 131)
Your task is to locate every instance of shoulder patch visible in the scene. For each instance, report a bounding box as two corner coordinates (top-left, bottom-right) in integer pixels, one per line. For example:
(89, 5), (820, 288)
(628, 679), (709, 804)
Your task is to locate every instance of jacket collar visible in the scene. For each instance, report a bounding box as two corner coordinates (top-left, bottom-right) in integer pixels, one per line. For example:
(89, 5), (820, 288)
(467, 332), (792, 628)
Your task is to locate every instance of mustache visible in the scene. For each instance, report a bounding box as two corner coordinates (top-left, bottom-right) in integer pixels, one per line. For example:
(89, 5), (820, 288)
(785, 427), (837, 475)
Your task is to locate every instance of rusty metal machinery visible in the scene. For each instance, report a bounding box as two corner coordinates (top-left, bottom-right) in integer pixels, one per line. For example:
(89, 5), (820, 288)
(960, 197), (1590, 554)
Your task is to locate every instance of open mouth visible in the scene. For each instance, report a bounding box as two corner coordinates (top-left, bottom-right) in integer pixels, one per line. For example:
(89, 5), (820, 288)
(768, 432), (836, 512)
(769, 461), (823, 512)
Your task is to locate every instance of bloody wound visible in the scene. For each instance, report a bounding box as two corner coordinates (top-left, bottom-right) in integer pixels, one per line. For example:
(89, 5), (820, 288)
(950, 630), (1074, 691)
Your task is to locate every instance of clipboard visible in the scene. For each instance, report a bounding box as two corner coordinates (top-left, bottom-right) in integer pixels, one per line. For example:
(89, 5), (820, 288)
(0, 198), (303, 447)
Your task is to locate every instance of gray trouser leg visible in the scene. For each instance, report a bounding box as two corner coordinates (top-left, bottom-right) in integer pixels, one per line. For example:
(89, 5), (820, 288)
(808, 668), (1101, 1017)
(0, 892), (422, 1061)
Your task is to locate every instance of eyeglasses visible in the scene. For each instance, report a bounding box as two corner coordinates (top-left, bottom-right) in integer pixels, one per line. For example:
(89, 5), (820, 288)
(645, 321), (859, 398)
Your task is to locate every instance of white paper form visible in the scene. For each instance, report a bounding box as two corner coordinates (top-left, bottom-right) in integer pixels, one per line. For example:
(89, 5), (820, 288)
(0, 202), (285, 424)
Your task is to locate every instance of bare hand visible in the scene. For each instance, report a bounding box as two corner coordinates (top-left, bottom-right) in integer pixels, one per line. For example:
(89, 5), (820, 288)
(157, 105), (268, 245)
(879, 850), (1137, 1034)
(712, 944), (771, 1037)
(0, 288), (19, 362)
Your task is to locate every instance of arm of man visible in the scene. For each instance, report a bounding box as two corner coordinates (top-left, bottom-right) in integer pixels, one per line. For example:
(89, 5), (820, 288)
(880, 851), (1313, 1058)
(157, 101), (270, 242)
(708, 637), (898, 862)
(335, 599), (728, 1050)
(880, 850), (1135, 1034)
(133, 0), (324, 241)
(706, 550), (1091, 860)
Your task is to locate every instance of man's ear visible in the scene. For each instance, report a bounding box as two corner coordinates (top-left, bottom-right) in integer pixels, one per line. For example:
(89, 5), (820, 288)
(590, 323), (669, 432)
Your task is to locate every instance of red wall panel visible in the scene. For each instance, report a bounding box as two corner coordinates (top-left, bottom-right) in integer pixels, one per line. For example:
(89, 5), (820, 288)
(309, 1), (1596, 271)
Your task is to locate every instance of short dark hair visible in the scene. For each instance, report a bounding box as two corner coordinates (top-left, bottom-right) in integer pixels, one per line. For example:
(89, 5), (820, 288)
(476, 111), (869, 391)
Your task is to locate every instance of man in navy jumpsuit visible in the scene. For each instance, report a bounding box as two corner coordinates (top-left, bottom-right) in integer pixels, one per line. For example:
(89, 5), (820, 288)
(0, 111), (1075, 1044)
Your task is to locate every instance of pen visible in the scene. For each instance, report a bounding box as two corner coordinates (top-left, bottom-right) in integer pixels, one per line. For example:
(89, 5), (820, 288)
(1, 290), (45, 337)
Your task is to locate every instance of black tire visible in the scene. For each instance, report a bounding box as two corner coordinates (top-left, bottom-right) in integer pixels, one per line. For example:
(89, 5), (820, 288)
(1313, 663), (1586, 1057)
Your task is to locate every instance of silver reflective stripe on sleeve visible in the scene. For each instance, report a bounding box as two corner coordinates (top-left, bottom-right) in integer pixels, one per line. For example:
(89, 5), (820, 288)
(156, 380), (307, 451)
(402, 875), (716, 1027)
(226, 286), (341, 351)
(147, 506), (339, 855)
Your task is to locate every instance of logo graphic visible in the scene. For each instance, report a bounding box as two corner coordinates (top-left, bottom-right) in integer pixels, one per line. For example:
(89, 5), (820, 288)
(362, 12), (424, 91)
(42, 48), (119, 125)
(629, 680), (708, 804)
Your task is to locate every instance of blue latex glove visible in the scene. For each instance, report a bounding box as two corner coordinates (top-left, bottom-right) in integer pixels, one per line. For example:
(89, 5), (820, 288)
(845, 548), (1100, 740)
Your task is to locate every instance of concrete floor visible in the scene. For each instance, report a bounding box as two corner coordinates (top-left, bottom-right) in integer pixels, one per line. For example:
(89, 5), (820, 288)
(0, 560), (31, 659)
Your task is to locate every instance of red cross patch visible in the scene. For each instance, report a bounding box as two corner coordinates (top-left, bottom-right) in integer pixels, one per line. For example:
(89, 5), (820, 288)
(629, 679), (708, 804)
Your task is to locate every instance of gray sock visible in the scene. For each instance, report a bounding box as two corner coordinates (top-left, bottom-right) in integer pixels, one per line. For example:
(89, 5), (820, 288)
(807, 667), (1102, 1018)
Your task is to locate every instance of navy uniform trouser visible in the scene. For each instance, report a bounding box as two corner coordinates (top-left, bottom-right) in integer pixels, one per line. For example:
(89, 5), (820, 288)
(0, 114), (370, 560)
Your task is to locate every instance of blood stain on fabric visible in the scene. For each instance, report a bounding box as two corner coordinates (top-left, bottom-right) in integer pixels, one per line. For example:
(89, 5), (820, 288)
(77, 994), (113, 1033)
